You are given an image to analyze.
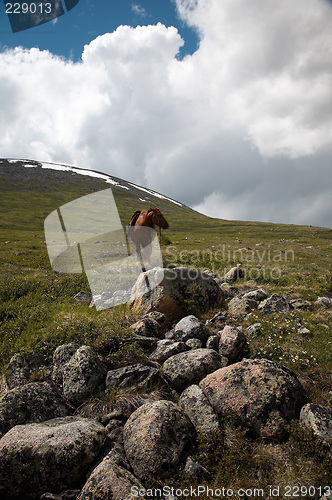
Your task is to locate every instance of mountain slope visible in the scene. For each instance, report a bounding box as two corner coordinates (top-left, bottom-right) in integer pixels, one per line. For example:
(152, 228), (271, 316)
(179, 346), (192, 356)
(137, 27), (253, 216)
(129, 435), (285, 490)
(0, 158), (202, 232)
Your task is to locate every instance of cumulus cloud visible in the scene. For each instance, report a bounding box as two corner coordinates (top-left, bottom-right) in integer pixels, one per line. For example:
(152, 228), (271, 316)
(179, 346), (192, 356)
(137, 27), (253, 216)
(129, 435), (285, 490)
(0, 0), (331, 227)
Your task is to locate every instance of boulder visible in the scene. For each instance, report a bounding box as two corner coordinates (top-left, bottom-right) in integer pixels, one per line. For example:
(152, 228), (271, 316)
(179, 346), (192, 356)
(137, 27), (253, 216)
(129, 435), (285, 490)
(315, 296), (332, 308)
(74, 291), (92, 305)
(300, 403), (332, 449)
(0, 416), (106, 499)
(130, 267), (224, 319)
(149, 339), (189, 363)
(123, 400), (195, 481)
(0, 381), (69, 438)
(61, 346), (107, 405)
(242, 289), (267, 302)
(78, 454), (144, 500)
(173, 315), (209, 342)
(6, 353), (30, 389)
(179, 384), (222, 438)
(206, 335), (220, 351)
(162, 348), (226, 391)
(289, 298), (311, 310)
(52, 343), (80, 387)
(246, 323), (262, 337)
(224, 266), (244, 283)
(105, 363), (160, 394)
(186, 338), (203, 350)
(258, 294), (290, 315)
(200, 358), (305, 440)
(228, 296), (257, 316)
(218, 325), (247, 363)
(130, 317), (163, 339)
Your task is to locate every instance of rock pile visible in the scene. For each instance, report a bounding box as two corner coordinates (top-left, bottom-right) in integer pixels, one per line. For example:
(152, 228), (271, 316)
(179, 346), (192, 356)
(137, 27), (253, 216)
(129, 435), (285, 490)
(0, 268), (331, 499)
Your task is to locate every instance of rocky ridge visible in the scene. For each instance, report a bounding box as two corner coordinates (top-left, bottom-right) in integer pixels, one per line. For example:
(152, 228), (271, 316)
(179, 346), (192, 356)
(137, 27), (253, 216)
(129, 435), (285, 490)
(0, 266), (331, 499)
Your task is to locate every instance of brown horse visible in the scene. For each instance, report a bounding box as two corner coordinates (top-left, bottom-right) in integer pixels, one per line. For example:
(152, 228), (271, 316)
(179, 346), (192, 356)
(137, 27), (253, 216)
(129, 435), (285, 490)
(129, 207), (169, 267)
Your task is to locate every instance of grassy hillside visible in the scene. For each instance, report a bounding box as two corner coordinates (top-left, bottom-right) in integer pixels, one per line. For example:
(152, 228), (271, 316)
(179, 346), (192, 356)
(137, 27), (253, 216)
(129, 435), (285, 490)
(1, 159), (331, 495)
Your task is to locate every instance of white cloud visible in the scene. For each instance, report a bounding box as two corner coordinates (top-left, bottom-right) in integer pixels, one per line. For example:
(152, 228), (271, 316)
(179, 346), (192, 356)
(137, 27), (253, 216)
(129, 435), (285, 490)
(131, 4), (147, 17)
(0, 0), (332, 228)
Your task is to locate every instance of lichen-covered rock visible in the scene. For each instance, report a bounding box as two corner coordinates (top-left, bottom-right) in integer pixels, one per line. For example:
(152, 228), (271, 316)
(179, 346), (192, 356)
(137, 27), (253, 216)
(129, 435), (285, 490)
(200, 358), (305, 440)
(228, 295), (258, 316)
(258, 294), (290, 315)
(123, 400), (195, 482)
(206, 335), (219, 351)
(149, 339), (189, 363)
(242, 289), (267, 302)
(173, 315), (209, 342)
(130, 267), (224, 320)
(300, 403), (332, 449)
(130, 317), (163, 339)
(162, 348), (226, 391)
(0, 416), (107, 499)
(78, 454), (144, 500)
(62, 346), (107, 405)
(224, 266), (244, 283)
(0, 381), (69, 438)
(179, 384), (222, 438)
(289, 298), (311, 310)
(186, 338), (203, 350)
(6, 353), (30, 389)
(246, 323), (262, 337)
(218, 325), (247, 363)
(105, 363), (160, 394)
(52, 343), (80, 386)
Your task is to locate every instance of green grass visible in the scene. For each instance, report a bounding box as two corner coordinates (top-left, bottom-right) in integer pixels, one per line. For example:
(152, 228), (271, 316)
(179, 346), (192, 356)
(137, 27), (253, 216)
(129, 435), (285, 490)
(0, 161), (331, 494)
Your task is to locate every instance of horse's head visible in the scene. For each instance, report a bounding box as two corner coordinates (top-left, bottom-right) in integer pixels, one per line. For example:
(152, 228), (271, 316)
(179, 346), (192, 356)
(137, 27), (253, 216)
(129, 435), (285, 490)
(149, 207), (169, 230)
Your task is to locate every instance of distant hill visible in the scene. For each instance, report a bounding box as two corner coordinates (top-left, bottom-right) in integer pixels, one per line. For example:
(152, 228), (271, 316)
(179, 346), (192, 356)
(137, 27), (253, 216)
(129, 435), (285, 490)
(0, 158), (204, 232)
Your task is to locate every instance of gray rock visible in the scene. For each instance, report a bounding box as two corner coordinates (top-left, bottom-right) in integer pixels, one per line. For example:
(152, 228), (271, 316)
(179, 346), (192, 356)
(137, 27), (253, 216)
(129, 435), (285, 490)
(300, 403), (332, 449)
(258, 294), (290, 315)
(0, 416), (106, 499)
(184, 456), (210, 481)
(200, 358), (305, 440)
(218, 325), (247, 363)
(52, 343), (80, 386)
(6, 353), (30, 389)
(186, 338), (203, 349)
(62, 346), (107, 405)
(0, 381), (69, 438)
(315, 296), (332, 308)
(162, 348), (226, 391)
(143, 311), (170, 331)
(174, 315), (209, 342)
(224, 266), (244, 283)
(289, 298), (311, 310)
(205, 311), (228, 330)
(105, 363), (160, 393)
(228, 295), (258, 316)
(179, 384), (222, 438)
(246, 323), (262, 337)
(242, 289), (267, 302)
(149, 339), (189, 363)
(130, 266), (224, 320)
(74, 291), (92, 305)
(78, 454), (144, 500)
(123, 400), (195, 481)
(206, 335), (220, 351)
(130, 317), (163, 339)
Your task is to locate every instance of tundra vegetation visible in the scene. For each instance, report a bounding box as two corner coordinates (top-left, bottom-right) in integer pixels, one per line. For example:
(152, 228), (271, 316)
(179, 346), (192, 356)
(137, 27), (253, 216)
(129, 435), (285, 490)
(0, 160), (331, 498)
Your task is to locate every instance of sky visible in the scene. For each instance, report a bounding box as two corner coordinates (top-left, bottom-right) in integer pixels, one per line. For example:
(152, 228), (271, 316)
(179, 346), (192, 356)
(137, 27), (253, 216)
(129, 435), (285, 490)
(0, 0), (332, 229)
